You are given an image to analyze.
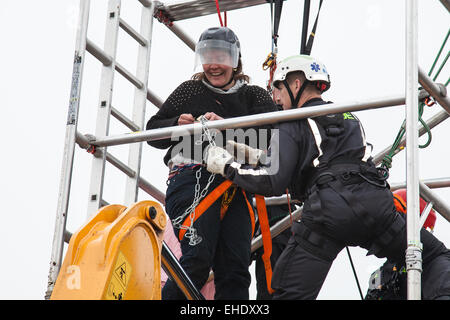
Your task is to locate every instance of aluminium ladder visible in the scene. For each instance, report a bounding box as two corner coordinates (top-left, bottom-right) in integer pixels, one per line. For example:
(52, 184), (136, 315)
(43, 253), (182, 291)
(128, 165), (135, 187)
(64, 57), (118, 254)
(46, 0), (160, 299)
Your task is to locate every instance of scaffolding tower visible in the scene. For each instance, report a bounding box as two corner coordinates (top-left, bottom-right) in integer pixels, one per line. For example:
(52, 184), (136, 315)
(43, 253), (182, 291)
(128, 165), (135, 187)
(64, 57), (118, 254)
(46, 0), (450, 300)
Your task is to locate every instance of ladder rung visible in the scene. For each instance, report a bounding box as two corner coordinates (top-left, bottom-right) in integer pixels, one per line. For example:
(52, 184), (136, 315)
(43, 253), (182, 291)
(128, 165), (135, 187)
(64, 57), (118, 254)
(86, 38), (163, 108)
(86, 38), (112, 66)
(147, 88), (163, 108)
(100, 198), (109, 207)
(76, 131), (166, 203)
(138, 0), (152, 8)
(111, 106), (140, 131)
(115, 61), (143, 89)
(64, 230), (73, 244)
(86, 38), (143, 88)
(139, 177), (166, 205)
(119, 18), (148, 46)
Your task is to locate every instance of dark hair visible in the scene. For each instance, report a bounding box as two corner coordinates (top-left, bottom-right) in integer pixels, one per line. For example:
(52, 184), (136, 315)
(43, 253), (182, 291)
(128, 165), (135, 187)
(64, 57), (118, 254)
(286, 70), (322, 93)
(191, 58), (250, 83)
(286, 71), (306, 84)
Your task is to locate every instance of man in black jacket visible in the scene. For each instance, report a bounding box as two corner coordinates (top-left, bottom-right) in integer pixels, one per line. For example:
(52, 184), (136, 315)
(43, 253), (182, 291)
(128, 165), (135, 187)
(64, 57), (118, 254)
(205, 54), (450, 299)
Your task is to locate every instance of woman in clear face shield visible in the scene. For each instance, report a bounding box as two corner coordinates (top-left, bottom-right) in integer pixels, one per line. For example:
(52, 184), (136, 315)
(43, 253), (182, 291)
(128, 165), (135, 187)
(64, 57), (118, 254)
(146, 27), (279, 300)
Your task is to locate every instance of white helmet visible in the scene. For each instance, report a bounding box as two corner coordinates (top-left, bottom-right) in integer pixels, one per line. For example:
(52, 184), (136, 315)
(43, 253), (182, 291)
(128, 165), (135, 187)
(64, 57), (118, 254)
(273, 54), (330, 92)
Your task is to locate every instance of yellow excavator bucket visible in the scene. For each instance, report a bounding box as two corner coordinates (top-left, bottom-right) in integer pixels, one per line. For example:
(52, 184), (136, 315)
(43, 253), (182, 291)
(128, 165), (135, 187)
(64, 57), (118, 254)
(51, 200), (166, 300)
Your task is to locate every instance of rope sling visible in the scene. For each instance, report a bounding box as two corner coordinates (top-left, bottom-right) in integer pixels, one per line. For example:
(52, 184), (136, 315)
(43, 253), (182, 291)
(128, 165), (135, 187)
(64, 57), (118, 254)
(381, 28), (450, 173)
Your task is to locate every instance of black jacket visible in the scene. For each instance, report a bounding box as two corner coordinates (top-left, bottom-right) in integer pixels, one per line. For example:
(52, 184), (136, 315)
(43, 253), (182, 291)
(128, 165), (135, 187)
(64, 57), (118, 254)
(225, 98), (374, 200)
(146, 80), (279, 165)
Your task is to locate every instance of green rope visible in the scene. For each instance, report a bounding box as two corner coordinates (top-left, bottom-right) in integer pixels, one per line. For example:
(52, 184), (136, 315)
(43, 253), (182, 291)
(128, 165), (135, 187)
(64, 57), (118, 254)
(381, 28), (449, 171)
(433, 50), (450, 82)
(428, 28), (449, 76)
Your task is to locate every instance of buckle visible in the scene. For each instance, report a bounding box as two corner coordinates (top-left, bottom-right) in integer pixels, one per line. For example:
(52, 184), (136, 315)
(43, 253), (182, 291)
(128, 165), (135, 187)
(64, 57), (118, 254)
(315, 172), (335, 186)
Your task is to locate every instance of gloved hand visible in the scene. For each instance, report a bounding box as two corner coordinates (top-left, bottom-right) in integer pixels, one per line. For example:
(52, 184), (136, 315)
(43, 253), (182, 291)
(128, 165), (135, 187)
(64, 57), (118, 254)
(204, 145), (234, 176)
(226, 140), (263, 166)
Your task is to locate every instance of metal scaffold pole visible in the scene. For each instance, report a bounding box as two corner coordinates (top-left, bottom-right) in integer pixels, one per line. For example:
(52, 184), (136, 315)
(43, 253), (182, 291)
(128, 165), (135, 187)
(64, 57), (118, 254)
(405, 0), (422, 300)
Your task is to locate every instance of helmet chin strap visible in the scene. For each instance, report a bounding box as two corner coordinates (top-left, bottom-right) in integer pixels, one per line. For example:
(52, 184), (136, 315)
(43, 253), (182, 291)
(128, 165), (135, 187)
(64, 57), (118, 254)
(282, 79), (309, 109)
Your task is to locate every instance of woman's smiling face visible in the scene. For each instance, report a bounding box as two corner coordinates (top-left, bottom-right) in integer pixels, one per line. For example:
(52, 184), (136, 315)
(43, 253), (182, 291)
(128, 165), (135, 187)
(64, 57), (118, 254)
(202, 62), (234, 88)
(201, 49), (234, 88)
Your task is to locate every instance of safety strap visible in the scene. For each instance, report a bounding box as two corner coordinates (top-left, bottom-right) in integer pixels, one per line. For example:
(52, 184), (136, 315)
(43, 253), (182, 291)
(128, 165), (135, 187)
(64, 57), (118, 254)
(300, 0), (323, 55)
(327, 178), (376, 227)
(178, 180), (257, 240)
(243, 192), (256, 238)
(321, 176), (404, 257)
(270, 0), (283, 49)
(255, 195), (274, 294)
(177, 181), (271, 293)
(178, 180), (233, 241)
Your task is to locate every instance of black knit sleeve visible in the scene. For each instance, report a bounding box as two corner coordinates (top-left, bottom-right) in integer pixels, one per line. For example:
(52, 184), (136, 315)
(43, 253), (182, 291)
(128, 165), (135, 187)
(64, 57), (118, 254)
(245, 85), (279, 114)
(146, 80), (204, 149)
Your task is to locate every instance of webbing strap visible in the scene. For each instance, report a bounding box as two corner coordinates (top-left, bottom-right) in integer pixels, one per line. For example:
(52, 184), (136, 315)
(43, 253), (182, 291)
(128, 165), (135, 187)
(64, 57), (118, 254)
(178, 180), (233, 241)
(326, 178), (404, 257)
(255, 195), (274, 294)
(242, 192), (256, 238)
(176, 181), (267, 291)
(178, 180), (256, 241)
(301, 0), (324, 55)
(327, 179), (376, 227)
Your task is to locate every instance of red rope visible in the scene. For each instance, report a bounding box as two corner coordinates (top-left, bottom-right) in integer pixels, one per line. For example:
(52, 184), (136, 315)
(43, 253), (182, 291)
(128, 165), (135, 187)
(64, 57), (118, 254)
(215, 0), (227, 27)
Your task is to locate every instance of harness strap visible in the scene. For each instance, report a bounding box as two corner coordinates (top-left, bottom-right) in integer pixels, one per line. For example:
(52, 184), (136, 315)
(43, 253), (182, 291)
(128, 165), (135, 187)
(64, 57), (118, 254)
(292, 222), (343, 262)
(177, 180), (271, 293)
(178, 180), (257, 240)
(302, 0), (324, 55)
(312, 172), (404, 258)
(327, 178), (377, 227)
(255, 195), (275, 294)
(178, 180), (233, 241)
(242, 192), (256, 238)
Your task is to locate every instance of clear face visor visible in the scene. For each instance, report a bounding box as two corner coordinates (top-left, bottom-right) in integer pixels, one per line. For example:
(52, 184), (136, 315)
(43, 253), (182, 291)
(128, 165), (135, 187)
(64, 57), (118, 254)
(194, 39), (239, 71)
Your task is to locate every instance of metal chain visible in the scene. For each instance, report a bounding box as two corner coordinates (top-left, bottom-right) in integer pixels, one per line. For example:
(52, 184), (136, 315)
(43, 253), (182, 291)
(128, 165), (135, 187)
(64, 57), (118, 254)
(195, 115), (217, 147)
(172, 116), (216, 246)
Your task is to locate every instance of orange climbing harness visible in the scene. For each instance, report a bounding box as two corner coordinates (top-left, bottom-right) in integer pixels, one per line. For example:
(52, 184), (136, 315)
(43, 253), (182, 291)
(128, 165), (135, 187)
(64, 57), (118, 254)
(177, 179), (274, 294)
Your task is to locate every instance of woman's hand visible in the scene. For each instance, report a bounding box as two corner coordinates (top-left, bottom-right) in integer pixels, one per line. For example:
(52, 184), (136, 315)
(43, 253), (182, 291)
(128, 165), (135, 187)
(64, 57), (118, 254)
(202, 112), (224, 121)
(177, 113), (195, 125)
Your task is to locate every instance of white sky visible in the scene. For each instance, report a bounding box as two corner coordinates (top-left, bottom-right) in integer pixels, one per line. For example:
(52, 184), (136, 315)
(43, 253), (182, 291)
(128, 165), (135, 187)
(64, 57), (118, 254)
(1, 0), (449, 300)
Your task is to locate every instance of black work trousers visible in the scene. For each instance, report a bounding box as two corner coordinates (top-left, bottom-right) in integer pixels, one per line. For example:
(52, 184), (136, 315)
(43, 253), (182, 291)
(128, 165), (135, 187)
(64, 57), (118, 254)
(163, 168), (253, 300)
(272, 180), (450, 300)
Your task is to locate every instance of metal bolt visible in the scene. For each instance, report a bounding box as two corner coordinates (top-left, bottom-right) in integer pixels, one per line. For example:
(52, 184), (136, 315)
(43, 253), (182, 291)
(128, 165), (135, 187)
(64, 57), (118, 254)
(147, 206), (157, 220)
